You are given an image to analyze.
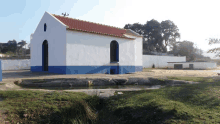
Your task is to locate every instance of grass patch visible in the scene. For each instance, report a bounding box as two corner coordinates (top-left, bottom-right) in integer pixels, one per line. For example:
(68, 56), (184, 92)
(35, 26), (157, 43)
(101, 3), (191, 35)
(157, 67), (169, 69)
(142, 68), (154, 72)
(3, 76), (220, 123)
(95, 76), (220, 123)
(167, 76), (214, 83)
(0, 90), (101, 124)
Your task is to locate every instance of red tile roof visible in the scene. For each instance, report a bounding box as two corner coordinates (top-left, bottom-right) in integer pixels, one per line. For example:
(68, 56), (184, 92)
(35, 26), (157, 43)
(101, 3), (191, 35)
(52, 14), (134, 39)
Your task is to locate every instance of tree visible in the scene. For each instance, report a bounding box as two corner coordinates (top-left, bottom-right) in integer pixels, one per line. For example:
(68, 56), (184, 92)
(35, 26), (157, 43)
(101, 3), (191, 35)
(7, 40), (17, 54)
(0, 40), (29, 58)
(161, 20), (180, 47)
(171, 41), (208, 61)
(176, 41), (196, 61)
(124, 19), (180, 53)
(193, 46), (204, 59)
(1, 40), (17, 54)
(206, 38), (220, 58)
(167, 40), (211, 61)
(167, 39), (181, 56)
(16, 40), (27, 56)
(144, 19), (164, 52)
(25, 43), (30, 55)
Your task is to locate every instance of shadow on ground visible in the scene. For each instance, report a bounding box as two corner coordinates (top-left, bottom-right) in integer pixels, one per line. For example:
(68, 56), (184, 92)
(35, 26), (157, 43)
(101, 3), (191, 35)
(96, 91), (193, 124)
(162, 77), (220, 109)
(2, 70), (62, 79)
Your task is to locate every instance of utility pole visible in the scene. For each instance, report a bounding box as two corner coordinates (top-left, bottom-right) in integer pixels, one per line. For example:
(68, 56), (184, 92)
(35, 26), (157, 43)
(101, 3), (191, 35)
(62, 12), (69, 17)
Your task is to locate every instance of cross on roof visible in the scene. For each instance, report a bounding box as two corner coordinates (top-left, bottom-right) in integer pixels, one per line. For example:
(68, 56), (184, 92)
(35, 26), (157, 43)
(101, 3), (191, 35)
(62, 12), (69, 17)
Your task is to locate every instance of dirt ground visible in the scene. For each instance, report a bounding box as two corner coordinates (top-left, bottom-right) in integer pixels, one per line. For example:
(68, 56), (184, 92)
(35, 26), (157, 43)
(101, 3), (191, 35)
(0, 68), (219, 90)
(149, 69), (220, 78)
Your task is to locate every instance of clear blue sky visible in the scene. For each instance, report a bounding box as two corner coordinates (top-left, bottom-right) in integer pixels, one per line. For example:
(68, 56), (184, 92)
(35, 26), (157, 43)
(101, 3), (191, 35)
(1, 0), (220, 59)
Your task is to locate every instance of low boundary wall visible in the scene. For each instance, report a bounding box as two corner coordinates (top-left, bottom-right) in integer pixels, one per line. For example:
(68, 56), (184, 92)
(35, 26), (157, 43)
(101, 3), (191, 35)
(2, 59), (30, 70)
(143, 55), (186, 68)
(167, 62), (217, 69)
(1, 55), (187, 71)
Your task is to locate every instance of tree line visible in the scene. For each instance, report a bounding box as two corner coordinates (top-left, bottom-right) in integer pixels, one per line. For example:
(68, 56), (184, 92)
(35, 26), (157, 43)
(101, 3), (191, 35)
(123, 19), (211, 62)
(0, 39), (30, 57)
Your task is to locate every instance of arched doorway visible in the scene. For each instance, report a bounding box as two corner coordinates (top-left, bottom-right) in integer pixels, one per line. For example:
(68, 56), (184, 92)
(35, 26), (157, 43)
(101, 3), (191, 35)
(42, 40), (48, 71)
(110, 40), (119, 74)
(110, 40), (119, 63)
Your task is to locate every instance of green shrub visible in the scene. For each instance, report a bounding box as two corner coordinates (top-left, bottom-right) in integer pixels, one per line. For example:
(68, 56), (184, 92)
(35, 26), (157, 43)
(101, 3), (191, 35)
(14, 80), (21, 85)
(152, 64), (155, 68)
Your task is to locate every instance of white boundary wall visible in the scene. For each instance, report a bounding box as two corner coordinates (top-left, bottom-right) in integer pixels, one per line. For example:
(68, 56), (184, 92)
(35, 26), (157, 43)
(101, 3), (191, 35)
(1, 59), (30, 70)
(167, 62), (217, 69)
(2, 58), (216, 70)
(143, 55), (186, 68)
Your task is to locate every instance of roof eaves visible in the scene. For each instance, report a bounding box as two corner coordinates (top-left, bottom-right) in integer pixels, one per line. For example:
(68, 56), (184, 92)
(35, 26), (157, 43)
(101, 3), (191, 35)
(126, 29), (143, 37)
(66, 28), (135, 40)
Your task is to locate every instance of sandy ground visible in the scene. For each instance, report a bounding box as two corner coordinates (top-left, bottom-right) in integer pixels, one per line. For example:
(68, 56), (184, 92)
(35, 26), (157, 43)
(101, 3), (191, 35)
(0, 68), (219, 90)
(150, 69), (219, 78)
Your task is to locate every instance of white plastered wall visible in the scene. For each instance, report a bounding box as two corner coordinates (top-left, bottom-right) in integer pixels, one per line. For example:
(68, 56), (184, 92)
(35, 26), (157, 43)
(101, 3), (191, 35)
(66, 30), (135, 66)
(134, 37), (143, 66)
(124, 29), (143, 67)
(1, 59), (30, 70)
(30, 12), (67, 67)
(143, 55), (186, 68)
(167, 62), (217, 69)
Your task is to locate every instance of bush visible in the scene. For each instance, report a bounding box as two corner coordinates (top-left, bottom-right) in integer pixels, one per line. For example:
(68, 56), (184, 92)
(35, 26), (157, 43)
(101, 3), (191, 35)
(14, 80), (21, 85)
(152, 64), (155, 68)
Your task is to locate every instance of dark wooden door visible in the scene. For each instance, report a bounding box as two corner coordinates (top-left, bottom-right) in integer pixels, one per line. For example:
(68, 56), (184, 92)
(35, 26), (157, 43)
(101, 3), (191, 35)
(110, 41), (119, 63)
(189, 64), (193, 69)
(42, 40), (48, 71)
(174, 64), (183, 69)
(110, 63), (119, 74)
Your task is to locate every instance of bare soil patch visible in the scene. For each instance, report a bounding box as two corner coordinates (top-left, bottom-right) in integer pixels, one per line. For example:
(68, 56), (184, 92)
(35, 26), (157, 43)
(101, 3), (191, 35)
(0, 69), (218, 91)
(150, 69), (218, 78)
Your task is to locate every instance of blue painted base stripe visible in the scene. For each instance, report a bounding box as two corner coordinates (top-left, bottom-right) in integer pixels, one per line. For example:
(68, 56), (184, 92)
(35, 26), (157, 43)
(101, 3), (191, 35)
(31, 66), (42, 72)
(135, 66), (143, 72)
(49, 66), (66, 74)
(31, 66), (143, 74)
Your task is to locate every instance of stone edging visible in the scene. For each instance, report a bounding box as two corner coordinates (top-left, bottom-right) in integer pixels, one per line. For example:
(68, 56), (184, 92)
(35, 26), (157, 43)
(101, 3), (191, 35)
(18, 78), (200, 88)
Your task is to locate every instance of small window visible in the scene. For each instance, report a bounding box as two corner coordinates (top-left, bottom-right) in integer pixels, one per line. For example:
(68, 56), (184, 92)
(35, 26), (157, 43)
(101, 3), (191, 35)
(44, 23), (47, 32)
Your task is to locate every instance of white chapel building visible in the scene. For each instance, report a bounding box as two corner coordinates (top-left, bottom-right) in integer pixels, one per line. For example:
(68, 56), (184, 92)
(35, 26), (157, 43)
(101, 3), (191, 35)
(30, 11), (143, 74)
